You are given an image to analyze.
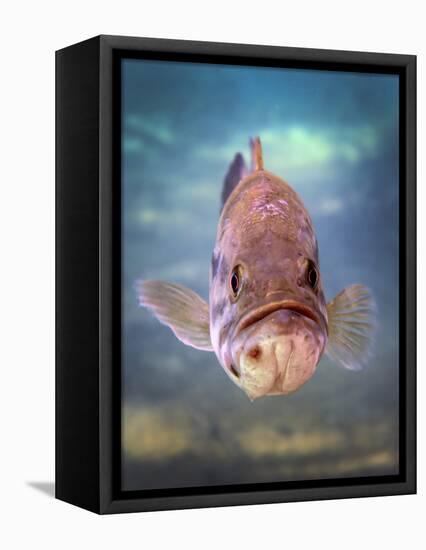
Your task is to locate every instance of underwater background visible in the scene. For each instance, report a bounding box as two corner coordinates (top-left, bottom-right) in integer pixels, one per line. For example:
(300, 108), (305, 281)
(121, 58), (399, 491)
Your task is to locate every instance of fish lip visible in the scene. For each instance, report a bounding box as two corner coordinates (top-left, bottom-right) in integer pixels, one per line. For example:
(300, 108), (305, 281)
(234, 299), (322, 337)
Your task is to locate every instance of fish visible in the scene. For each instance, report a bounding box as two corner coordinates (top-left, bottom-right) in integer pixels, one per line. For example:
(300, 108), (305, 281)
(135, 137), (376, 400)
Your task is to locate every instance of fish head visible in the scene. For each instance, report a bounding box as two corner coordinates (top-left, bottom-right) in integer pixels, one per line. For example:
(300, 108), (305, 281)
(209, 173), (328, 399)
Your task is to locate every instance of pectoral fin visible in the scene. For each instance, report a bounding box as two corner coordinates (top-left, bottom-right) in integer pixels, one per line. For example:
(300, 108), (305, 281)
(135, 280), (213, 351)
(326, 284), (376, 371)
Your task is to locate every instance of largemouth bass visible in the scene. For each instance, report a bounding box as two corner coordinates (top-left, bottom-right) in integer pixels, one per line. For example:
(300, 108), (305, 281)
(136, 137), (376, 400)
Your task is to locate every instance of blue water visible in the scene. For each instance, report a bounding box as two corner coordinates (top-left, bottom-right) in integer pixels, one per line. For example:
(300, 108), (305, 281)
(121, 58), (399, 491)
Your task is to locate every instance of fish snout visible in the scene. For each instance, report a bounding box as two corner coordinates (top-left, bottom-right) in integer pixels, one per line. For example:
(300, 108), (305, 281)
(231, 309), (327, 398)
(234, 336), (280, 400)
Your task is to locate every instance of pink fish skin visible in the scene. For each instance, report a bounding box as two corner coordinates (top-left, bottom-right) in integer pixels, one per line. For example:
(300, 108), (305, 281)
(136, 137), (376, 400)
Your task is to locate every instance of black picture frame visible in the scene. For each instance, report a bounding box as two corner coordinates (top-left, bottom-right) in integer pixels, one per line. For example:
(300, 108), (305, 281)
(56, 35), (416, 514)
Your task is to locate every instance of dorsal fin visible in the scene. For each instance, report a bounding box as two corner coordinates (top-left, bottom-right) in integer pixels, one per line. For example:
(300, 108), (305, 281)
(220, 152), (246, 210)
(250, 136), (264, 171)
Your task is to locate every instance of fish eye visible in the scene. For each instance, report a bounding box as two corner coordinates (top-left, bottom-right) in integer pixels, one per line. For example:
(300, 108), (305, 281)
(230, 265), (243, 298)
(306, 261), (319, 290)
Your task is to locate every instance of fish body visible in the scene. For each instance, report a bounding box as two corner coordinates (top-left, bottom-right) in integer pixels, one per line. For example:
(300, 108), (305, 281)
(137, 138), (376, 400)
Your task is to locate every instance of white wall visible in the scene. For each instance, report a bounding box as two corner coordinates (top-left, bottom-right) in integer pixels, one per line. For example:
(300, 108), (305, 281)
(0, 1), (423, 548)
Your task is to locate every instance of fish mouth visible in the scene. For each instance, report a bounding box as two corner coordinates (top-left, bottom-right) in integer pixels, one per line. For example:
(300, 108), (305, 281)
(234, 299), (321, 337)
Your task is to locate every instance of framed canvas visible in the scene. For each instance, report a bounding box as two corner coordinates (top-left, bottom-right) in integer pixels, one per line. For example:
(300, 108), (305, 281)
(55, 35), (416, 514)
